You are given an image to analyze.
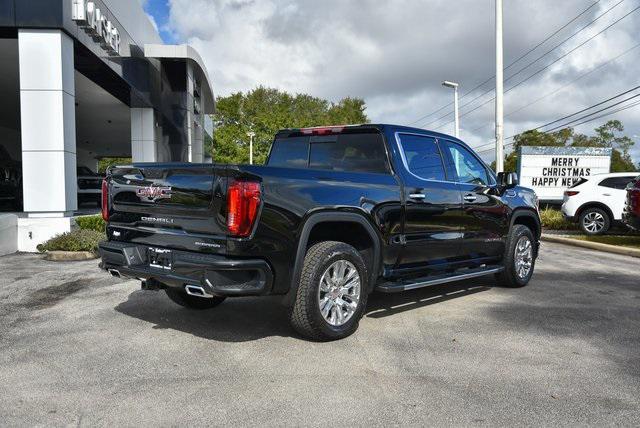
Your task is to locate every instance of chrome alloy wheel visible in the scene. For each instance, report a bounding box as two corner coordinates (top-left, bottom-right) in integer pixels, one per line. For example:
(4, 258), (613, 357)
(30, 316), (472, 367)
(514, 236), (533, 279)
(318, 259), (361, 327)
(583, 211), (605, 233)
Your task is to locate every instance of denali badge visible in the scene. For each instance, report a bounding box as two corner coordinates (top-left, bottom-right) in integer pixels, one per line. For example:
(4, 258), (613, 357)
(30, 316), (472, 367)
(141, 216), (174, 224)
(137, 186), (172, 202)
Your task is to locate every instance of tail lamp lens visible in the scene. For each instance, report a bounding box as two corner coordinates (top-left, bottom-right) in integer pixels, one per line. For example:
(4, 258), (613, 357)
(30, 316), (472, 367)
(227, 180), (261, 237)
(631, 189), (640, 215)
(101, 179), (109, 221)
(564, 191), (579, 197)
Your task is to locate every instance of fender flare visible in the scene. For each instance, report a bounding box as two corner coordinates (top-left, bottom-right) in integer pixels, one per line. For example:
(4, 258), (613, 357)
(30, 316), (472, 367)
(287, 212), (382, 301)
(510, 209), (541, 237)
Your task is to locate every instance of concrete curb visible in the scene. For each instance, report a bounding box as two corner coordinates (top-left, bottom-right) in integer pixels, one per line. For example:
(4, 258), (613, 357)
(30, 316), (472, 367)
(43, 251), (98, 261)
(541, 234), (640, 258)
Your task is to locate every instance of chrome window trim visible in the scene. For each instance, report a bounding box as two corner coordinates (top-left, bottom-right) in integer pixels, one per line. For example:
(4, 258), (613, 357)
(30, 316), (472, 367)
(394, 131), (456, 184)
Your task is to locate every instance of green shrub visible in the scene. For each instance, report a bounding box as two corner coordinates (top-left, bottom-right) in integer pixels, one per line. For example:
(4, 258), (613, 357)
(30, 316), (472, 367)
(540, 208), (575, 230)
(75, 214), (106, 233)
(36, 229), (105, 254)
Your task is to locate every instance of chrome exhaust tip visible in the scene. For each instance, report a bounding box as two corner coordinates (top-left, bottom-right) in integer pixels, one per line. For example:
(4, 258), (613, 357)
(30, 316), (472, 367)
(185, 284), (214, 299)
(108, 269), (121, 278)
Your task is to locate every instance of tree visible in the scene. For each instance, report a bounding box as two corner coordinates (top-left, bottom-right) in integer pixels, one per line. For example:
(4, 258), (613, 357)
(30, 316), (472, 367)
(211, 87), (368, 164)
(495, 120), (637, 173)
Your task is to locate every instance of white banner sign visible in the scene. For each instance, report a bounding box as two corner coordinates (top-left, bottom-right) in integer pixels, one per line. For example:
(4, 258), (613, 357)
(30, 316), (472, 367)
(518, 146), (612, 201)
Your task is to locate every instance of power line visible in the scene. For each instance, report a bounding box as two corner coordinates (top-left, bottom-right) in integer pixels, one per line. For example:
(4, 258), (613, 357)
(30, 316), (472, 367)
(405, 0), (603, 126)
(467, 41), (640, 134)
(472, 91), (640, 155)
(503, 0), (625, 85)
(431, 4), (640, 131)
(543, 91), (640, 132)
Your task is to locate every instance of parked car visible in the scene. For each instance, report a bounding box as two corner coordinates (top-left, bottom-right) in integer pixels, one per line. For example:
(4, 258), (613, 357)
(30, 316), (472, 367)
(77, 166), (104, 207)
(98, 124), (541, 340)
(561, 172), (639, 235)
(0, 146), (22, 211)
(622, 175), (640, 231)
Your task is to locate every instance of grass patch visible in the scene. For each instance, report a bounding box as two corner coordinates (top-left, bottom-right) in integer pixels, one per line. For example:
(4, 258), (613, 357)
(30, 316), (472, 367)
(572, 235), (640, 249)
(36, 229), (105, 254)
(540, 208), (575, 230)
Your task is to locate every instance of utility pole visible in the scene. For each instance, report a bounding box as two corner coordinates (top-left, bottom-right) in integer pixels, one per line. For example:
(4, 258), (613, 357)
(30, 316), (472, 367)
(495, 0), (504, 173)
(442, 81), (459, 138)
(246, 131), (255, 165)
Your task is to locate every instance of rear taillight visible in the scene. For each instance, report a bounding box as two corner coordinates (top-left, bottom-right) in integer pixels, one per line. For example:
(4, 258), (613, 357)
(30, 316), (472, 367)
(101, 179), (109, 221)
(564, 191), (579, 197)
(227, 180), (261, 237)
(631, 189), (640, 215)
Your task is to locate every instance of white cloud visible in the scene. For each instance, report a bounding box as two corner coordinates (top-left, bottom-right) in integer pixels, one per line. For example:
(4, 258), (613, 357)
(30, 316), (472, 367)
(166, 0), (640, 164)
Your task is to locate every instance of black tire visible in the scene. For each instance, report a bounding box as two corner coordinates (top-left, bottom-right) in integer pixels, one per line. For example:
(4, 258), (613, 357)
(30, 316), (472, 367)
(579, 207), (610, 235)
(290, 241), (369, 341)
(495, 224), (536, 288)
(164, 287), (226, 310)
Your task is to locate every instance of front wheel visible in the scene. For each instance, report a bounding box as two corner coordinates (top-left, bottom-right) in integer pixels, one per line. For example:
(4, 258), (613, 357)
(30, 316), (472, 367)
(495, 224), (536, 288)
(165, 288), (226, 310)
(289, 241), (369, 341)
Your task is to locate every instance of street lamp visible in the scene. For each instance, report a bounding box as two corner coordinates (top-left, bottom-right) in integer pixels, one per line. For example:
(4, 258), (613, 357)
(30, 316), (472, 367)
(246, 131), (256, 165)
(442, 81), (459, 138)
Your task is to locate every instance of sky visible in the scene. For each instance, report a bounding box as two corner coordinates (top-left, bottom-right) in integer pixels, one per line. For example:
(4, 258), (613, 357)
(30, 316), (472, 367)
(141, 0), (640, 165)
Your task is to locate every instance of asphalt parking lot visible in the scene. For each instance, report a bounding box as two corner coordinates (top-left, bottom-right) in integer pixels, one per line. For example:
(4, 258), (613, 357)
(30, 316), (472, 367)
(0, 242), (639, 426)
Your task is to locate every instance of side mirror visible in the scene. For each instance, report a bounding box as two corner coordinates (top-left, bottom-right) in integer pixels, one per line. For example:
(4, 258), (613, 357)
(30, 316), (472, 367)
(497, 172), (518, 188)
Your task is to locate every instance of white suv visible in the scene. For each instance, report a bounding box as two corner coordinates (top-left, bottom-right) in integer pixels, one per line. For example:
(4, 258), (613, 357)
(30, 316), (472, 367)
(561, 172), (639, 235)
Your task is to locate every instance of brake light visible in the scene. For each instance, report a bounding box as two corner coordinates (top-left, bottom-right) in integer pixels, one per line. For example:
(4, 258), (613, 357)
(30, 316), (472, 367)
(631, 189), (640, 216)
(300, 126), (345, 135)
(227, 180), (261, 237)
(564, 191), (579, 197)
(101, 179), (109, 221)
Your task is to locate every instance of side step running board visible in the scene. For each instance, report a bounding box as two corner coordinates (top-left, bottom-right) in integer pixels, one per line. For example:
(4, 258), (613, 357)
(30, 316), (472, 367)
(376, 266), (504, 293)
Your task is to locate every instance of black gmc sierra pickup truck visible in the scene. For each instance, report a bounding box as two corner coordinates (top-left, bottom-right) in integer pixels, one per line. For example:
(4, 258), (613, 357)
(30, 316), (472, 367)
(99, 124), (540, 340)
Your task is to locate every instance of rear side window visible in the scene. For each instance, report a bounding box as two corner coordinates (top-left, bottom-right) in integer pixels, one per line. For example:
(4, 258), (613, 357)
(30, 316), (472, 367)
(268, 137), (309, 168)
(309, 133), (389, 173)
(569, 178), (588, 188)
(398, 134), (446, 181)
(599, 176), (635, 190)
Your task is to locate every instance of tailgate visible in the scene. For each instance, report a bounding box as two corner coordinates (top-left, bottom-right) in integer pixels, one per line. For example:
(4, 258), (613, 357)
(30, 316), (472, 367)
(106, 164), (229, 253)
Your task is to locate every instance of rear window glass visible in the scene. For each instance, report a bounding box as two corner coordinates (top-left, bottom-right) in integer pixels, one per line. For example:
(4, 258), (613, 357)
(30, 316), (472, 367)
(267, 137), (309, 168)
(569, 178), (588, 188)
(309, 133), (389, 173)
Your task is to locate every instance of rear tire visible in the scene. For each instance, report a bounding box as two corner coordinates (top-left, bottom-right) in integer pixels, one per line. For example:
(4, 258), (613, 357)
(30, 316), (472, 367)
(495, 224), (536, 288)
(579, 207), (610, 235)
(165, 288), (226, 310)
(289, 241), (368, 341)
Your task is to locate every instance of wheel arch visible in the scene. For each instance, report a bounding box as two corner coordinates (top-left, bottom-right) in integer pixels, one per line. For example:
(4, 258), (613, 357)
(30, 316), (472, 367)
(576, 202), (614, 222)
(288, 211), (382, 301)
(510, 208), (541, 239)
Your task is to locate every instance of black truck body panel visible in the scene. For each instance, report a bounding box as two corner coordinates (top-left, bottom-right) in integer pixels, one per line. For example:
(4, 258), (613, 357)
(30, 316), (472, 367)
(99, 124), (540, 297)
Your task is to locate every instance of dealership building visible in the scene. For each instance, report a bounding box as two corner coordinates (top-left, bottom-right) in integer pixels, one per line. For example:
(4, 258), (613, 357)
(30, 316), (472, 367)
(0, 0), (215, 254)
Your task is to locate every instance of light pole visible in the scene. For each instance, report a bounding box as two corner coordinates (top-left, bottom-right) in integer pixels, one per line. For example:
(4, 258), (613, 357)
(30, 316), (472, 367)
(442, 81), (459, 138)
(246, 131), (255, 165)
(495, 0), (504, 173)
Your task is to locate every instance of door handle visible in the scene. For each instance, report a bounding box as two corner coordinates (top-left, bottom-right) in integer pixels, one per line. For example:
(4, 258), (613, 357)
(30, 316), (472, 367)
(409, 193), (426, 200)
(603, 193), (611, 196)
(463, 194), (477, 202)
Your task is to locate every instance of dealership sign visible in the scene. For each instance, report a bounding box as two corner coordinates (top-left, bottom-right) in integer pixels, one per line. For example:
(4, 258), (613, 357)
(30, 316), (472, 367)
(72, 0), (121, 56)
(518, 146), (612, 201)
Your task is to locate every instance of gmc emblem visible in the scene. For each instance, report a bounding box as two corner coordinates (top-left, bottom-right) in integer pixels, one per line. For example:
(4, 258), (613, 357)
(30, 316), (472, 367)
(137, 186), (172, 202)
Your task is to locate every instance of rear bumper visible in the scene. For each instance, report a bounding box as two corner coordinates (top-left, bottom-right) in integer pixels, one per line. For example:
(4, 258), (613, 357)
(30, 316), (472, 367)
(99, 240), (274, 296)
(622, 211), (640, 230)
